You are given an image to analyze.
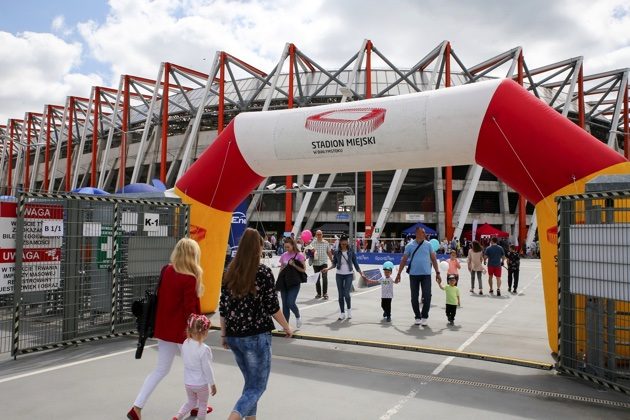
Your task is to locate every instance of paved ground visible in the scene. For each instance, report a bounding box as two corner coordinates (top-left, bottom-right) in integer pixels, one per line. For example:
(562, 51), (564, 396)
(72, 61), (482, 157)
(1, 258), (629, 419)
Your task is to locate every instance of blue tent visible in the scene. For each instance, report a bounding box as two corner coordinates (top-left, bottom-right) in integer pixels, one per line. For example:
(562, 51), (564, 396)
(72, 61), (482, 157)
(71, 187), (109, 195)
(402, 222), (437, 236)
(116, 183), (161, 194)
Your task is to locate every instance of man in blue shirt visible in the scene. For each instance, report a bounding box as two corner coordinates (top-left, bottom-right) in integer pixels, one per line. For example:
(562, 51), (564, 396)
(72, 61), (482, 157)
(484, 237), (506, 296)
(395, 228), (441, 326)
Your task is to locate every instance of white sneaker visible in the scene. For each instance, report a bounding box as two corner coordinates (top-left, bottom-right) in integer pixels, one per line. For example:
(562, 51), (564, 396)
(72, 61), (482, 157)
(420, 318), (428, 326)
(347, 309), (352, 319)
(415, 319), (422, 325)
(338, 312), (346, 320)
(296, 318), (302, 329)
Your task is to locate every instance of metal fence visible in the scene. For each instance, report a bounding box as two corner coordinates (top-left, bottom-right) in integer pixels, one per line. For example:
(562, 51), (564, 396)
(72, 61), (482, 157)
(0, 192), (188, 357)
(557, 190), (630, 394)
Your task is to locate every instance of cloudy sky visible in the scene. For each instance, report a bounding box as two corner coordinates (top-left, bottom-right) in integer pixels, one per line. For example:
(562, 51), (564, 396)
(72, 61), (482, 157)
(1, 0), (629, 122)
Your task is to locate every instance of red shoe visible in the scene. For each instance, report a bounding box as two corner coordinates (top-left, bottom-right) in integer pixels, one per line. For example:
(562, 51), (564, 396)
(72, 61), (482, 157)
(127, 408), (140, 420)
(190, 406), (213, 417)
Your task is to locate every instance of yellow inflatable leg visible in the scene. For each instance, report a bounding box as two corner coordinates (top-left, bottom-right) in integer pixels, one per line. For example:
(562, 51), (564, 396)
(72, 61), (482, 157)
(174, 187), (231, 313)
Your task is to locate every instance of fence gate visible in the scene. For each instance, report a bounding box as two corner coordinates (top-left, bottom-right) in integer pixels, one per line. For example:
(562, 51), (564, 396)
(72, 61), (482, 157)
(557, 190), (630, 394)
(0, 192), (188, 356)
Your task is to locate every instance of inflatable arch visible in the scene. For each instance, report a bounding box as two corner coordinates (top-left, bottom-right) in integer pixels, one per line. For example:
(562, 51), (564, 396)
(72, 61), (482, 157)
(174, 79), (630, 352)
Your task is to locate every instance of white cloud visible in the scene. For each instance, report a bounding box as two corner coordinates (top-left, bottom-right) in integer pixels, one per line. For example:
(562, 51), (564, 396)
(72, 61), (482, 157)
(51, 15), (73, 37)
(0, 31), (102, 122)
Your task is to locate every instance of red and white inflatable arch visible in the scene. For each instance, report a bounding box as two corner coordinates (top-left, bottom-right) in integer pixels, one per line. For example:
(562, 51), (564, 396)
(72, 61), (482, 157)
(175, 79), (629, 352)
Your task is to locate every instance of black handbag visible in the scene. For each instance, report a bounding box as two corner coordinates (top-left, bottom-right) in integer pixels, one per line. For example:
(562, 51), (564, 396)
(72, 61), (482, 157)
(276, 257), (306, 289)
(132, 265), (167, 359)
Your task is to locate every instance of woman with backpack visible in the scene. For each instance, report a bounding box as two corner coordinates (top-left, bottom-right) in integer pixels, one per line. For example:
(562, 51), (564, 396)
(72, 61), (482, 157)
(127, 238), (207, 420)
(276, 237), (306, 329)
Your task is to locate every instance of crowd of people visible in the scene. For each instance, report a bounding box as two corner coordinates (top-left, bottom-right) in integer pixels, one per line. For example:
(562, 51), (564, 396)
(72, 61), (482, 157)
(127, 226), (523, 419)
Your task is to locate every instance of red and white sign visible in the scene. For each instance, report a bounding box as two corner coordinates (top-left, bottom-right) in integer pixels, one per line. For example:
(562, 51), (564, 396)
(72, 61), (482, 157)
(0, 202), (63, 295)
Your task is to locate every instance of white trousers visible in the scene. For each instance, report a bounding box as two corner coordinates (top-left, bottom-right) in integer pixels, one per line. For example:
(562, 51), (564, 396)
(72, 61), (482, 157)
(134, 339), (180, 408)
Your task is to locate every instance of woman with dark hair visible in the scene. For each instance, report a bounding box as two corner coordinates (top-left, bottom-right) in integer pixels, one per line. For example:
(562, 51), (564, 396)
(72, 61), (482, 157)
(323, 235), (367, 320)
(220, 228), (292, 420)
(277, 237), (306, 328)
(467, 240), (485, 295)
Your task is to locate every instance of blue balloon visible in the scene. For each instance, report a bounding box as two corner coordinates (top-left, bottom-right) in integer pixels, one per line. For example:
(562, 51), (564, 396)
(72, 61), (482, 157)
(429, 238), (440, 251)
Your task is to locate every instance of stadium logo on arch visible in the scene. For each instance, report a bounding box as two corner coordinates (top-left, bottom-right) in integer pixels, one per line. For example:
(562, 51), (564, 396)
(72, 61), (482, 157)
(305, 108), (387, 136)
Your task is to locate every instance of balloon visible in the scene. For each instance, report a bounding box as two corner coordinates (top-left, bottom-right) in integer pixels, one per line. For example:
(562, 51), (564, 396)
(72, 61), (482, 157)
(300, 230), (313, 243)
(429, 238), (440, 252)
(439, 260), (449, 272)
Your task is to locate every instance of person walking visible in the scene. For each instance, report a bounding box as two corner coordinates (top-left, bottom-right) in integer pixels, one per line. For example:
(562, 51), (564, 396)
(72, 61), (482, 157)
(277, 237), (306, 328)
(365, 261), (396, 322)
(447, 250), (461, 285)
(172, 314), (217, 420)
(322, 234), (367, 320)
(506, 244), (521, 294)
(395, 227), (442, 326)
(128, 238), (206, 420)
(467, 240), (485, 294)
(439, 274), (461, 326)
(484, 237), (506, 296)
(311, 230), (333, 300)
(220, 228), (292, 420)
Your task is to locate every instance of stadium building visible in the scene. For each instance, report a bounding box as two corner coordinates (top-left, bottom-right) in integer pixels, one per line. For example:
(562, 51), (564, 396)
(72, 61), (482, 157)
(1, 41), (628, 250)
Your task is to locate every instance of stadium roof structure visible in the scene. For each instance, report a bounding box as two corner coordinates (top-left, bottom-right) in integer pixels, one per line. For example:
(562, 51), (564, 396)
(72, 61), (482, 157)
(1, 40), (628, 247)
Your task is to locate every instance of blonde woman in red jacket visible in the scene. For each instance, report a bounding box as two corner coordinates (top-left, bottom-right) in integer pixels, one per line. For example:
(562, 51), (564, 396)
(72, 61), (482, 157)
(128, 238), (206, 420)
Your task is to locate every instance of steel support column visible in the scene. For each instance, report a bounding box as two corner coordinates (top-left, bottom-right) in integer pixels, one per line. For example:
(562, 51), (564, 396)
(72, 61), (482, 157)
(291, 174), (319, 235)
(371, 169), (408, 250)
(444, 43), (453, 240)
(364, 41), (373, 233)
(607, 71), (628, 149)
(304, 173), (337, 231)
(452, 165), (483, 240)
(119, 76), (130, 190)
(91, 88), (100, 187)
(624, 86), (629, 159)
(98, 77), (123, 189)
(285, 44), (296, 232)
(218, 55), (225, 133)
(131, 65), (163, 184)
(24, 115), (32, 190)
(72, 96), (93, 190)
(247, 44), (291, 220)
(517, 51), (527, 252)
(578, 64), (586, 129)
(161, 64), (171, 183)
(292, 40), (368, 234)
(65, 97), (75, 192)
(434, 167), (445, 240)
(7, 121), (14, 195)
(44, 107), (52, 189)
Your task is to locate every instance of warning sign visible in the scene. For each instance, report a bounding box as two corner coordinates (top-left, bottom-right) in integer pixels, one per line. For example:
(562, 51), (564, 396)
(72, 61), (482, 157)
(0, 202), (64, 249)
(0, 248), (61, 294)
(0, 202), (63, 295)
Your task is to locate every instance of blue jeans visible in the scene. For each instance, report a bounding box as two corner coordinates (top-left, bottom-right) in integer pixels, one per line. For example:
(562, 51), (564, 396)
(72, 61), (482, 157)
(226, 332), (272, 418)
(336, 273), (354, 312)
(280, 284), (300, 321)
(409, 274), (432, 319)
